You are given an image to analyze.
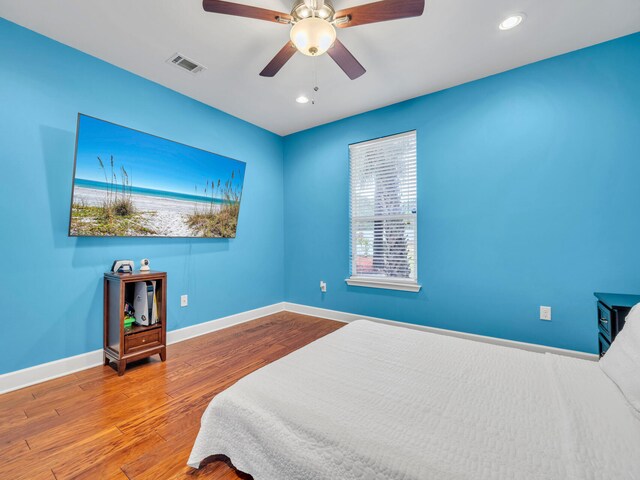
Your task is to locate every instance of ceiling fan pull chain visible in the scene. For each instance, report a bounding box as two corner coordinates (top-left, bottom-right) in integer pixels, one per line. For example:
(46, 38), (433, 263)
(312, 56), (319, 105)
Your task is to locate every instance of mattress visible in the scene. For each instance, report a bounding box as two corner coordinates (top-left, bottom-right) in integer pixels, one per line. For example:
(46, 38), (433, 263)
(188, 320), (640, 479)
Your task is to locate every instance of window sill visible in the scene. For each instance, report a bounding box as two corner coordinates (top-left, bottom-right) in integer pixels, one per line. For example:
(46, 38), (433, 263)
(345, 277), (422, 293)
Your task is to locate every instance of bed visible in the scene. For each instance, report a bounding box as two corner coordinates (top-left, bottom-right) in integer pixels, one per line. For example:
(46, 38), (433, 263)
(188, 316), (640, 479)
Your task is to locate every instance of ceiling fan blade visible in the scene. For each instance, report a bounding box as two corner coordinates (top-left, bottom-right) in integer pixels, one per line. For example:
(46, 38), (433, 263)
(334, 0), (424, 28)
(260, 42), (297, 77)
(203, 0), (292, 24)
(327, 39), (366, 80)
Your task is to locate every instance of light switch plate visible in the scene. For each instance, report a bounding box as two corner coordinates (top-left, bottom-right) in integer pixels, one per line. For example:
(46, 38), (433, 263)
(181, 295), (188, 307)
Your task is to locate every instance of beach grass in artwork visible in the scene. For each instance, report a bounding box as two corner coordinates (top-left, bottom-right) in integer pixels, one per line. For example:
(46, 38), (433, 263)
(186, 173), (241, 238)
(69, 115), (246, 238)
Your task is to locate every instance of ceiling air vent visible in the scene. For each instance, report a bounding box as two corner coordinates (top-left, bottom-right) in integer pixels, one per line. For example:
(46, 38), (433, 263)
(166, 53), (206, 74)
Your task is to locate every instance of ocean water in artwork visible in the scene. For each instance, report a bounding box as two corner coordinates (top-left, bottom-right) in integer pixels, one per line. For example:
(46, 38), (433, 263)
(69, 115), (246, 238)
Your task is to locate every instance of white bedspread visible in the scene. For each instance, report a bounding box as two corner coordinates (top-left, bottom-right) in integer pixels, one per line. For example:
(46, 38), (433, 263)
(188, 320), (640, 479)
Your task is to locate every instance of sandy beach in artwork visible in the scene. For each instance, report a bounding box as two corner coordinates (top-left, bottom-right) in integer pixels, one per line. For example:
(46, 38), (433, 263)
(72, 186), (220, 237)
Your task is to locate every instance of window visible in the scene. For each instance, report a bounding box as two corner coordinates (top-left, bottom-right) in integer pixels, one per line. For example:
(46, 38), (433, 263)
(347, 131), (420, 292)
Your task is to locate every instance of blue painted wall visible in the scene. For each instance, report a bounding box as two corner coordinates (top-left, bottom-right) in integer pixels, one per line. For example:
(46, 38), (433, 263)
(2, 18), (638, 374)
(0, 19), (284, 374)
(283, 33), (640, 354)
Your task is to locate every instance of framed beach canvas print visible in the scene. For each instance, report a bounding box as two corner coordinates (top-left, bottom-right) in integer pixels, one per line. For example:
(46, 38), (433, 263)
(68, 114), (246, 238)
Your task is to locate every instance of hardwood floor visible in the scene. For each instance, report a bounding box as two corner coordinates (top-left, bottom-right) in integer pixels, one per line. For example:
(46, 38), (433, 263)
(0, 312), (344, 480)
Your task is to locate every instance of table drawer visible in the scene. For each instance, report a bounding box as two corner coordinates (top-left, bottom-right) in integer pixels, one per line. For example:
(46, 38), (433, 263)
(125, 328), (161, 354)
(597, 302), (613, 339)
(599, 332), (611, 357)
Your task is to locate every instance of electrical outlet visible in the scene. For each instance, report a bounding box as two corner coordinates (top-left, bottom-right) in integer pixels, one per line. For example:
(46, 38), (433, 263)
(181, 295), (188, 307)
(320, 281), (327, 293)
(540, 306), (551, 321)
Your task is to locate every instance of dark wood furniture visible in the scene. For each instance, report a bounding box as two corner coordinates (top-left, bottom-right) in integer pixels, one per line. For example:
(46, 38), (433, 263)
(104, 270), (167, 375)
(595, 292), (640, 357)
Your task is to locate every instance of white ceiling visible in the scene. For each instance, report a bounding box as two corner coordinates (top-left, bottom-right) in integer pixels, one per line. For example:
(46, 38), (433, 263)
(1, 0), (639, 135)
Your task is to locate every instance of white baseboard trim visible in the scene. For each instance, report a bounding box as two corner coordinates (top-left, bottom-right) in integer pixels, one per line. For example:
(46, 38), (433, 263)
(0, 302), (286, 395)
(1, 300), (597, 395)
(284, 302), (599, 361)
(0, 350), (105, 396)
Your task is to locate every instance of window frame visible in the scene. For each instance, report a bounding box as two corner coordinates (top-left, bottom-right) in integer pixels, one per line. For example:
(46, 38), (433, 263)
(345, 130), (421, 293)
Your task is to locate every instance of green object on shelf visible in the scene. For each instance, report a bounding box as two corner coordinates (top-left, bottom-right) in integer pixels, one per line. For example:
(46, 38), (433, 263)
(124, 316), (135, 328)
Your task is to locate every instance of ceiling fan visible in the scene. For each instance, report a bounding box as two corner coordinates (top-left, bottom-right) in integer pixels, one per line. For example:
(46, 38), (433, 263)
(202, 0), (425, 80)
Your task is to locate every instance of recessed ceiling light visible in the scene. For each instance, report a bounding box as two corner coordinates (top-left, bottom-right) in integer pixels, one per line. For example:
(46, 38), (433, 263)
(296, 95), (310, 104)
(499, 13), (525, 31)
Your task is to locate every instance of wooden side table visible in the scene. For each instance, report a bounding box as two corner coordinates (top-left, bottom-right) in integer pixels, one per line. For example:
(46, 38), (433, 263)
(104, 270), (167, 375)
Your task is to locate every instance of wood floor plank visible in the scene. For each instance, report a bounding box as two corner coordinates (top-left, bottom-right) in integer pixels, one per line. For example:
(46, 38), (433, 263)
(0, 439), (30, 460)
(29, 391), (172, 452)
(0, 313), (344, 479)
(30, 374), (82, 399)
(0, 390), (35, 419)
(0, 426), (123, 479)
(105, 469), (130, 480)
(121, 425), (209, 480)
(50, 432), (165, 480)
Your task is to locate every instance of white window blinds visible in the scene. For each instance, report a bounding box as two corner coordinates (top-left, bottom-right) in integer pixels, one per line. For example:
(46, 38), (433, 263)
(348, 131), (419, 291)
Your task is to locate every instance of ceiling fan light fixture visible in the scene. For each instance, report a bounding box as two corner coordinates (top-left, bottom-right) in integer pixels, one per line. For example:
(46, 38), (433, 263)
(290, 17), (336, 56)
(296, 95), (310, 104)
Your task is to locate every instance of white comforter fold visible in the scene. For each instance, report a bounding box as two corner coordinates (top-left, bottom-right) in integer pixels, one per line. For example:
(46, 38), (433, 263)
(188, 320), (640, 479)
